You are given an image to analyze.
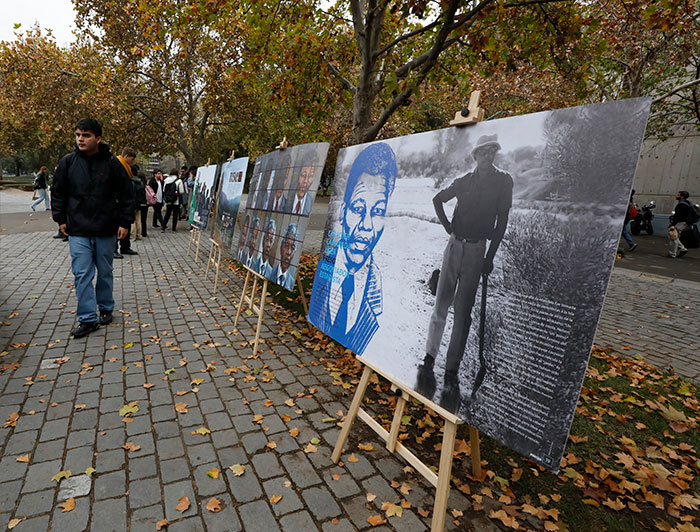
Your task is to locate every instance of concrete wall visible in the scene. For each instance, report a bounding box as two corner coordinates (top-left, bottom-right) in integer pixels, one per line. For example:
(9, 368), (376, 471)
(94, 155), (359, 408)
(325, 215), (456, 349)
(633, 126), (700, 214)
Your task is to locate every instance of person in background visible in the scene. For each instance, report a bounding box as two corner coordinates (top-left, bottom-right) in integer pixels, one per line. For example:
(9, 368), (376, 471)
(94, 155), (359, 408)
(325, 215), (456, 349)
(178, 166), (189, 220)
(115, 147), (138, 258)
(149, 170), (165, 229)
(621, 190), (638, 252)
(668, 190), (693, 258)
(51, 164), (69, 241)
(30, 166), (50, 211)
(51, 117), (134, 338)
(161, 168), (186, 232)
(130, 164), (146, 240)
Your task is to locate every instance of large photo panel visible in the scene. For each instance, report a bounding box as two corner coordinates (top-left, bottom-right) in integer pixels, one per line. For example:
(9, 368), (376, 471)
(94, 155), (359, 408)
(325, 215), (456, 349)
(189, 164), (218, 230)
(236, 142), (329, 290)
(212, 157), (249, 249)
(308, 99), (651, 471)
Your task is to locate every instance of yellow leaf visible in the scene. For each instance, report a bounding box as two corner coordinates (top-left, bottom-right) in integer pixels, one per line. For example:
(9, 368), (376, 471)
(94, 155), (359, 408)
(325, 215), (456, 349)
(266, 441), (277, 449)
(51, 470), (72, 482)
(381, 501), (403, 518)
(289, 428), (300, 438)
(59, 497), (75, 512)
(124, 342), (133, 349)
(582, 498), (599, 507)
(175, 402), (189, 414)
(602, 498), (625, 511)
(358, 443), (375, 452)
(156, 519), (169, 530)
(270, 495), (283, 504)
(192, 427), (211, 436)
(205, 497), (221, 512)
(229, 464), (245, 476)
(191, 378), (204, 386)
(544, 521), (559, 531)
(8, 517), (26, 529)
(16, 454), (29, 463)
(85, 467), (96, 477)
(366, 493), (377, 502)
(207, 468), (220, 479)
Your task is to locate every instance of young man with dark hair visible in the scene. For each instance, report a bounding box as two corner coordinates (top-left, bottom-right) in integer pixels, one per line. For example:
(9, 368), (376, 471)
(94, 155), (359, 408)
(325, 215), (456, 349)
(51, 118), (135, 338)
(668, 190), (694, 258)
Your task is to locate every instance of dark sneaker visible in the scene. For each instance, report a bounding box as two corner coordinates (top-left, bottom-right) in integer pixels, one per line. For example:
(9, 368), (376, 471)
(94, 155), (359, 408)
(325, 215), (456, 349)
(62, 235), (69, 242)
(679, 249), (688, 257)
(416, 357), (437, 400)
(628, 243), (638, 252)
(122, 250), (138, 255)
(53, 231), (64, 239)
(72, 321), (100, 338)
(440, 376), (461, 413)
(114, 251), (123, 259)
(99, 310), (113, 325)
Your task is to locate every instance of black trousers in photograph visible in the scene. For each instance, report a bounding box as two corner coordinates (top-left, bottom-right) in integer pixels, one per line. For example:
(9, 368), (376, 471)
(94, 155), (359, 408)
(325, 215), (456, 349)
(162, 204), (179, 231)
(152, 203), (164, 228)
(140, 206), (149, 237)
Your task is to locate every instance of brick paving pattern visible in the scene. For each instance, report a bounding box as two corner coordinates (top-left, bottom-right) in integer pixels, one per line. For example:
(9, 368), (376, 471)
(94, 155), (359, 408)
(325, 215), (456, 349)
(1, 230), (698, 531)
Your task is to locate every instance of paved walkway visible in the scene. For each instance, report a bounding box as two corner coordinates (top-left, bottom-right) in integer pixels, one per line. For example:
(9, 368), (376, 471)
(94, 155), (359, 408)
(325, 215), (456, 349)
(0, 231), (477, 532)
(0, 228), (698, 532)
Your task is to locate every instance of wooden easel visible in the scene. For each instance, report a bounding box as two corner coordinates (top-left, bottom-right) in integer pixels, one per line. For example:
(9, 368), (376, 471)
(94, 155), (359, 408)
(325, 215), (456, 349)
(233, 265), (308, 354)
(187, 228), (202, 261)
(205, 238), (222, 292)
(331, 92), (486, 532)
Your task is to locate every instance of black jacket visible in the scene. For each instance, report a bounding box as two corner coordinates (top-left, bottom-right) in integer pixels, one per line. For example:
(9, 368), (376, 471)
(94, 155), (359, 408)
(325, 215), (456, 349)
(51, 143), (135, 237)
(34, 172), (48, 190)
(670, 199), (692, 226)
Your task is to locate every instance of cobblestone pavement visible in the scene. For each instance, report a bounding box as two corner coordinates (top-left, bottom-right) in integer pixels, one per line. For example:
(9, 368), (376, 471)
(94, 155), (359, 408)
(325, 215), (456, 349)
(1, 231), (698, 532)
(0, 231), (479, 532)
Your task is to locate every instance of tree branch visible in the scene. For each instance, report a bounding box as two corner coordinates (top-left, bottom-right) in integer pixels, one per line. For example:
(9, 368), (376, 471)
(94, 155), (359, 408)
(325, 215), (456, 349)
(321, 54), (357, 94)
(652, 78), (700, 105)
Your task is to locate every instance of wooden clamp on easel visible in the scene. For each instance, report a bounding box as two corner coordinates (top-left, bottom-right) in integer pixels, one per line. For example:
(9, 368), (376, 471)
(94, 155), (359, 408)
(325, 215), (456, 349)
(331, 92), (486, 532)
(206, 238), (222, 292)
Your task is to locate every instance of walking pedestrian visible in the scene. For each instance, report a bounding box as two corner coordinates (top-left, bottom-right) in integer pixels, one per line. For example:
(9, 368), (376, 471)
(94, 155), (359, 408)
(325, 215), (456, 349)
(30, 166), (50, 211)
(51, 118), (135, 338)
(130, 164), (146, 240)
(115, 147), (139, 258)
(161, 169), (185, 232)
(621, 191), (638, 252)
(668, 191), (697, 258)
(149, 170), (165, 229)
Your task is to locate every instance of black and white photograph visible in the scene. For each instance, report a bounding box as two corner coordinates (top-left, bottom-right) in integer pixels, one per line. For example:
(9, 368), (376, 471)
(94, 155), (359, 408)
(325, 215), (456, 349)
(308, 98), (651, 471)
(188, 164), (218, 230)
(236, 142), (329, 290)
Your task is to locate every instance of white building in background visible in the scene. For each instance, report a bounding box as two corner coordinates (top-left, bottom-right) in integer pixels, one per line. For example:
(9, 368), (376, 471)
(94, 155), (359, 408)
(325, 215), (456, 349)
(634, 125), (700, 214)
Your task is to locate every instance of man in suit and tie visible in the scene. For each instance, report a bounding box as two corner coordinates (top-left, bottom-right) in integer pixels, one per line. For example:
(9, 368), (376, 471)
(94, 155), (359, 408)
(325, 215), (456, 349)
(291, 149), (319, 216)
(274, 223), (297, 290)
(237, 214), (250, 263)
(258, 218), (277, 279)
(268, 149), (292, 212)
(243, 216), (262, 271)
(308, 142), (397, 355)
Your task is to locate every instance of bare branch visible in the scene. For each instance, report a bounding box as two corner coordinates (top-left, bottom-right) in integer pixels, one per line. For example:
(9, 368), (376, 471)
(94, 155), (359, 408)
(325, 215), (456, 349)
(321, 54), (357, 94)
(652, 78), (700, 105)
(374, 18), (442, 59)
(505, 0), (571, 7)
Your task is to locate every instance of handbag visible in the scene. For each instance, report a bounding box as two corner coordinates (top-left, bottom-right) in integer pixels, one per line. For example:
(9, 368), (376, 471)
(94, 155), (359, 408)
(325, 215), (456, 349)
(145, 185), (157, 206)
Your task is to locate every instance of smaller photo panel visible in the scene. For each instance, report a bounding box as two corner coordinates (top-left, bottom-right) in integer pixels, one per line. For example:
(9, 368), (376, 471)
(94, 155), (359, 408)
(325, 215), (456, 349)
(277, 214), (293, 241)
(235, 211), (253, 262)
(246, 169), (260, 209)
(268, 167), (292, 212)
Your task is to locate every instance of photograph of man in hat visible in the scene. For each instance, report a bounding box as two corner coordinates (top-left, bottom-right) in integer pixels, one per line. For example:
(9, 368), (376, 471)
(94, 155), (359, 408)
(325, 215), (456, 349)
(417, 134), (513, 411)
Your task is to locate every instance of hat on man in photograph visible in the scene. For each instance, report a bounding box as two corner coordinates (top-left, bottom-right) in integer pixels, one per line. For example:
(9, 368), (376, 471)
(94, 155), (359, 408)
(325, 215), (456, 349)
(471, 134), (501, 155)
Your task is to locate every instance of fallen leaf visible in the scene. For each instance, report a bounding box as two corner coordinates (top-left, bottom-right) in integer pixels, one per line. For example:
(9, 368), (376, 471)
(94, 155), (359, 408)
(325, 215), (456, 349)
(8, 517), (26, 529)
(59, 497), (75, 512)
(192, 427), (211, 436)
(489, 509), (520, 529)
(367, 493), (377, 502)
(367, 515), (386, 526)
(270, 495), (283, 504)
(156, 519), (169, 530)
(304, 443), (318, 453)
(266, 441), (277, 449)
(122, 442), (141, 452)
(347, 453), (359, 463)
(358, 443), (375, 452)
(175, 402), (189, 414)
(85, 467), (96, 477)
(143, 383), (155, 389)
(207, 468), (220, 479)
(229, 464), (245, 476)
(289, 428), (300, 438)
(381, 501), (403, 518)
(51, 470), (72, 482)
(176, 496), (191, 512)
(16, 454), (29, 463)
(118, 402), (139, 417)
(205, 497), (221, 512)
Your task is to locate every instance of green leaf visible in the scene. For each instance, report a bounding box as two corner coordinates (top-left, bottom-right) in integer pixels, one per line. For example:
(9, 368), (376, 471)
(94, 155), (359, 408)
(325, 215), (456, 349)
(119, 402), (139, 417)
(85, 467), (96, 477)
(310, 437), (320, 445)
(322, 417), (336, 423)
(401, 415), (412, 426)
(165, 368), (175, 375)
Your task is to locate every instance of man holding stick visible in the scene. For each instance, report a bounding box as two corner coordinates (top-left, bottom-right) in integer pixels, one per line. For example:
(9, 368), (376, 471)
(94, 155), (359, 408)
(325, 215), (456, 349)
(417, 134), (512, 411)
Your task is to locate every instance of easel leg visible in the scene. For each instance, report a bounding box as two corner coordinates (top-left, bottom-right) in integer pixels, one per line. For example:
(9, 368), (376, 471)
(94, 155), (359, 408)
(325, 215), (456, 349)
(296, 272), (308, 316)
(187, 230), (193, 256)
(234, 270), (251, 328)
(252, 279), (268, 355)
(331, 366), (373, 463)
(213, 246), (220, 292)
(387, 392), (407, 453)
(195, 231), (201, 262)
(206, 242), (214, 277)
(469, 426), (482, 478)
(431, 419), (458, 532)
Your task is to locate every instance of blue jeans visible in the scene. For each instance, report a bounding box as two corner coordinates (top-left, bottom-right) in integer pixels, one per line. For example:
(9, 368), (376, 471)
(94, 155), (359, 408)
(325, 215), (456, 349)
(621, 224), (635, 247)
(31, 189), (50, 210)
(68, 236), (116, 322)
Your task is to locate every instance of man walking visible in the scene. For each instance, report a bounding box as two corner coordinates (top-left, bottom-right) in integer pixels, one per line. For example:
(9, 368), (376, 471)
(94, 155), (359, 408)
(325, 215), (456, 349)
(668, 190), (695, 258)
(416, 134), (513, 411)
(115, 147), (139, 257)
(51, 118), (135, 338)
